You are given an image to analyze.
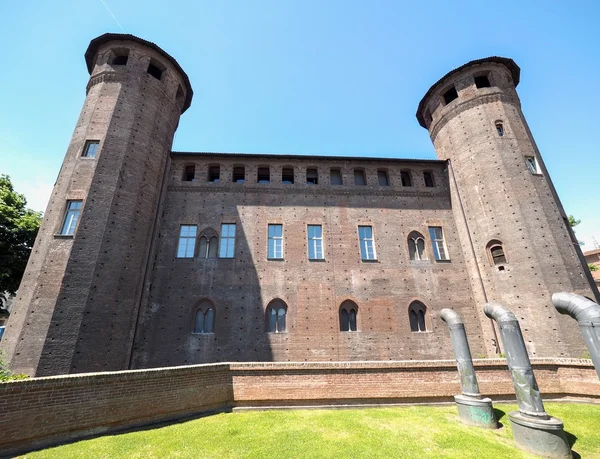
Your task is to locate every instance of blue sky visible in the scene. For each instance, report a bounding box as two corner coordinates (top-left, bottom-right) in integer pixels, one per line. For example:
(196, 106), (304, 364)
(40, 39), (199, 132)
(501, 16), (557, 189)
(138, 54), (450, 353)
(1, 1), (599, 249)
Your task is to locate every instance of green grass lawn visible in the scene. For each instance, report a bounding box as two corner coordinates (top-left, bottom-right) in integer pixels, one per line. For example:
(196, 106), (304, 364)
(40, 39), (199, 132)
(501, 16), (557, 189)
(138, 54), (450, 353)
(23, 403), (600, 458)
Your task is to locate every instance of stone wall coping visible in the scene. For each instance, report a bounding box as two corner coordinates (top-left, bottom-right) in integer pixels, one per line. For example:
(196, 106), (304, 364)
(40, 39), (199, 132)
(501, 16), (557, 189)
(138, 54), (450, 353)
(0, 358), (594, 389)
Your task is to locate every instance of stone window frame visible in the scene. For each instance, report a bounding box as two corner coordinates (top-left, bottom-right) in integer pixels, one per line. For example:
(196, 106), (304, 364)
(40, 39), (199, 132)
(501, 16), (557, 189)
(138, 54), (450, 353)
(266, 299), (288, 333)
(486, 239), (508, 268)
(408, 231), (428, 262)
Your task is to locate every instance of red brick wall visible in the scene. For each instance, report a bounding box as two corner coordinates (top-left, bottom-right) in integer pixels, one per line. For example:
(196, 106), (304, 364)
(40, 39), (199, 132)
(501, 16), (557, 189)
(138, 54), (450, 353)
(0, 359), (597, 456)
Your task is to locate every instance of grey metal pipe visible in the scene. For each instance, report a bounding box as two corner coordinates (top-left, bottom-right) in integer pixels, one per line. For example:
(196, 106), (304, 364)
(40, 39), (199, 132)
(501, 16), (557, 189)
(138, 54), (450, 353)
(552, 292), (600, 379)
(484, 302), (549, 419)
(440, 309), (481, 397)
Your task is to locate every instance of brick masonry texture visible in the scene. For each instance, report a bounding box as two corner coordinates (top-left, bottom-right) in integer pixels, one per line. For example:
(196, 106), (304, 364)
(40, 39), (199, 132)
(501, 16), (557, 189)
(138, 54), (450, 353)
(1, 35), (599, 377)
(0, 359), (597, 456)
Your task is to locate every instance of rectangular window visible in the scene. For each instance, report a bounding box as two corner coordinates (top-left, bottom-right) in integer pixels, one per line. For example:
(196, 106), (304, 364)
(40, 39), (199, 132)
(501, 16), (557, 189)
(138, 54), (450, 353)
(177, 225), (197, 258)
(377, 170), (389, 186)
(354, 169), (366, 186)
(306, 168), (318, 185)
(401, 170), (412, 187)
(257, 167), (270, 184)
(219, 224), (236, 258)
(282, 167), (294, 184)
(183, 165), (195, 181)
(423, 171), (435, 187)
(208, 165), (220, 182)
(60, 200), (82, 235)
(307, 225), (324, 260)
(233, 166), (245, 183)
(268, 224), (283, 259)
(358, 226), (376, 261)
(330, 168), (343, 185)
(429, 226), (449, 261)
(82, 140), (99, 158)
(525, 156), (540, 174)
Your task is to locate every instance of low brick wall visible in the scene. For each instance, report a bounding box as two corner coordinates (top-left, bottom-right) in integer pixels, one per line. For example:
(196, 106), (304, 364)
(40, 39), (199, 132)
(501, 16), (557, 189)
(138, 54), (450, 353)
(0, 359), (598, 456)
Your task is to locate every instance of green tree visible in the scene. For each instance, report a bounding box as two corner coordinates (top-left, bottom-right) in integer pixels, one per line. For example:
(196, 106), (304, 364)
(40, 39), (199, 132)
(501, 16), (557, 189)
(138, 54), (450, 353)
(0, 175), (42, 308)
(568, 215), (581, 228)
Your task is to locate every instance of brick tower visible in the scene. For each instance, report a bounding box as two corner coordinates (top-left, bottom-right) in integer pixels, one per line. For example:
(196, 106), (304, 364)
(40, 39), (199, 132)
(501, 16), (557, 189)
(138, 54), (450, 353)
(1, 34), (193, 376)
(416, 57), (599, 357)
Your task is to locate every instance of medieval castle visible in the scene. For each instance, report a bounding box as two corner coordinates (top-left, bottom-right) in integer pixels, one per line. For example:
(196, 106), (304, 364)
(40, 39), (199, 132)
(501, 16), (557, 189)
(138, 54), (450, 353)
(2, 33), (597, 377)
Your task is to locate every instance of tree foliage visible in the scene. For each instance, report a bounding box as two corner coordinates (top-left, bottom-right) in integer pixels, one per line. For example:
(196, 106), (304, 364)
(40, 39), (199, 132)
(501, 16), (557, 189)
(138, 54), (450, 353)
(568, 215), (581, 228)
(0, 175), (42, 307)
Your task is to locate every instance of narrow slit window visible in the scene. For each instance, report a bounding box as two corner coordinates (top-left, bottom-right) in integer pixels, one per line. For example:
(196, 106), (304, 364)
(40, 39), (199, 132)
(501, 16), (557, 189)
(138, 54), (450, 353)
(330, 168), (343, 185)
(474, 75), (491, 88)
(423, 171), (435, 187)
(443, 86), (458, 104)
(183, 165), (195, 182)
(208, 166), (220, 182)
(400, 170), (412, 187)
(306, 168), (318, 185)
(177, 225), (197, 258)
(60, 200), (83, 235)
(82, 140), (99, 158)
(282, 167), (294, 184)
(496, 122), (504, 137)
(354, 169), (366, 186)
(233, 166), (245, 183)
(257, 167), (270, 184)
(377, 170), (389, 186)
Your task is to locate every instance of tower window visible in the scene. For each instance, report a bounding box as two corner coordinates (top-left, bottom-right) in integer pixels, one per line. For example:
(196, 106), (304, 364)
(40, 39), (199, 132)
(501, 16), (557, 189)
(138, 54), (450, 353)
(82, 140), (99, 158)
(233, 166), (245, 183)
(257, 167), (270, 184)
(443, 86), (458, 104)
(358, 226), (376, 261)
(340, 301), (358, 332)
(219, 224), (236, 258)
(429, 226), (449, 261)
(354, 169), (366, 186)
(400, 170), (413, 187)
(307, 225), (324, 260)
(183, 165), (195, 182)
(475, 75), (491, 88)
(525, 156), (540, 174)
(409, 301), (428, 332)
(147, 60), (164, 80)
(496, 122), (504, 137)
(489, 243), (507, 266)
(423, 171), (435, 187)
(306, 168), (318, 185)
(268, 224), (283, 259)
(282, 167), (294, 184)
(266, 300), (287, 333)
(193, 304), (215, 334)
(60, 200), (83, 236)
(408, 231), (427, 261)
(112, 55), (128, 66)
(177, 225), (197, 258)
(377, 170), (389, 186)
(208, 165), (221, 182)
(330, 168), (343, 185)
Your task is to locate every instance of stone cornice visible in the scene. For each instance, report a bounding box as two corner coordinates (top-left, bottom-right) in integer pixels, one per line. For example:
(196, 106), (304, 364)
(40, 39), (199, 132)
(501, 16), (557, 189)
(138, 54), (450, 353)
(86, 71), (129, 93)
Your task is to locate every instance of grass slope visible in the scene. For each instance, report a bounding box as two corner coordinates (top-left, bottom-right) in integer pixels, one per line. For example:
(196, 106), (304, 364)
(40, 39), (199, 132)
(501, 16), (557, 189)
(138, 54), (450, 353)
(24, 403), (600, 458)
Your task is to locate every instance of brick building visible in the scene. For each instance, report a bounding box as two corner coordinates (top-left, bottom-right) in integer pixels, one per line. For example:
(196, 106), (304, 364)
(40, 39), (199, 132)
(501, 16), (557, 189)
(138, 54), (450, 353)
(2, 33), (598, 376)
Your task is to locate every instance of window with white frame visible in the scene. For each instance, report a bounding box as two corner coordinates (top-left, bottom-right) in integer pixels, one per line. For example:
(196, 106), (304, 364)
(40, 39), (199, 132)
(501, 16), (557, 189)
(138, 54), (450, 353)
(307, 225), (324, 260)
(60, 200), (83, 235)
(177, 225), (197, 258)
(268, 224), (283, 259)
(524, 156), (540, 174)
(358, 225), (376, 261)
(428, 226), (449, 261)
(219, 223), (236, 258)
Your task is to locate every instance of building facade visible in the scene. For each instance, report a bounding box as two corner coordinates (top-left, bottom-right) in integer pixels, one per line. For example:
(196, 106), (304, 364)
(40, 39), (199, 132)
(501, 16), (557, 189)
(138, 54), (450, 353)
(2, 34), (598, 376)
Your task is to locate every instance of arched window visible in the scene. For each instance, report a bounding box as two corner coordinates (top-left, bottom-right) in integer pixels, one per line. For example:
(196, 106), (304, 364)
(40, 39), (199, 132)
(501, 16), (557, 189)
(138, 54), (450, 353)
(198, 228), (219, 259)
(408, 301), (428, 332)
(266, 299), (287, 333)
(340, 300), (358, 332)
(193, 301), (215, 334)
(408, 231), (427, 261)
(487, 240), (507, 266)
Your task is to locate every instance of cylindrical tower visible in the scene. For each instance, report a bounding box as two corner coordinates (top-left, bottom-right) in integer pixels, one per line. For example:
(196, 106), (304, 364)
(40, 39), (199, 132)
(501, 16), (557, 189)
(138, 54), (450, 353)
(1, 34), (193, 376)
(417, 57), (599, 358)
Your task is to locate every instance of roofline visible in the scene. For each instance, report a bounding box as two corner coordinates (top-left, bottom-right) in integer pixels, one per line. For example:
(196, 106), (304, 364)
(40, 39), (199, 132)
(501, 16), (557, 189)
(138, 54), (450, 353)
(170, 151), (446, 164)
(416, 56), (520, 129)
(85, 33), (193, 113)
